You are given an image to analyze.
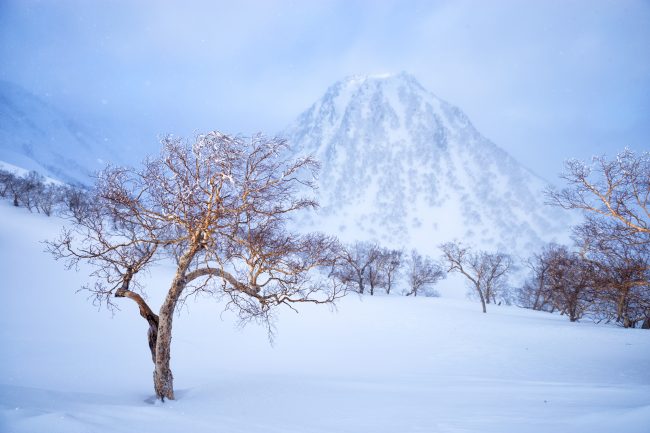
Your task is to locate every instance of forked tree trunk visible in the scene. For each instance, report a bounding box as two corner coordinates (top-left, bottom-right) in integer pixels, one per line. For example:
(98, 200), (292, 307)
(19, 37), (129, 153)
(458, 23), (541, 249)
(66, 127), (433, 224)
(115, 288), (159, 362)
(117, 245), (199, 401)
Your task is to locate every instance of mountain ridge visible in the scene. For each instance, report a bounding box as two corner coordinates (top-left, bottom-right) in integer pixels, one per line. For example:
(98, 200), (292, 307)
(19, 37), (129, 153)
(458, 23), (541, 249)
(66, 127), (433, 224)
(284, 72), (569, 255)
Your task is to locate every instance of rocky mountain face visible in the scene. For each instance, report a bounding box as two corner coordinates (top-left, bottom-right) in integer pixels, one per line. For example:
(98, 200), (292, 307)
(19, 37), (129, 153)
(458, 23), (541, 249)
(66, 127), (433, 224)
(284, 73), (568, 255)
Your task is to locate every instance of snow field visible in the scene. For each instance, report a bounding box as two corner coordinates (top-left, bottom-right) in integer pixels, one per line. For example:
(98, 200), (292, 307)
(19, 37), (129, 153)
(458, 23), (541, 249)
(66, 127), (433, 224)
(1, 202), (649, 433)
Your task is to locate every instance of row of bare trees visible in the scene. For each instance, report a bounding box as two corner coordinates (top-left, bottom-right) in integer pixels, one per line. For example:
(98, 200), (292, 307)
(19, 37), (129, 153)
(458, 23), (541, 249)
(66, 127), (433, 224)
(518, 150), (650, 328)
(333, 242), (446, 297)
(518, 242), (649, 326)
(0, 168), (89, 219)
(331, 240), (516, 313)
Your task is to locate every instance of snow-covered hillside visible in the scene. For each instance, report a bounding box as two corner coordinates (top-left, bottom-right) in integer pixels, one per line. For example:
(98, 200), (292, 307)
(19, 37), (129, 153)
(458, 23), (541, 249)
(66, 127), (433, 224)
(284, 73), (569, 254)
(1, 203), (649, 433)
(0, 81), (128, 185)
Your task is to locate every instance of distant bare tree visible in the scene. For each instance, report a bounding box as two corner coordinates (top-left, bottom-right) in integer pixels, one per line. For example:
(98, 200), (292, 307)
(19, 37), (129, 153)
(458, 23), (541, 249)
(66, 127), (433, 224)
(405, 250), (445, 297)
(47, 132), (344, 401)
(517, 244), (558, 312)
(381, 249), (403, 295)
(440, 242), (512, 312)
(0, 169), (15, 198)
(36, 183), (60, 216)
(19, 171), (45, 211)
(366, 246), (386, 296)
(60, 185), (91, 222)
(3, 171), (23, 207)
(335, 242), (382, 295)
(543, 244), (596, 322)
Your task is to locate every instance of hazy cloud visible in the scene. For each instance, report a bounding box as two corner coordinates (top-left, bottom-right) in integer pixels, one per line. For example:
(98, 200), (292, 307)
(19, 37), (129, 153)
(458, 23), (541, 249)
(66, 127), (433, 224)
(1, 0), (648, 178)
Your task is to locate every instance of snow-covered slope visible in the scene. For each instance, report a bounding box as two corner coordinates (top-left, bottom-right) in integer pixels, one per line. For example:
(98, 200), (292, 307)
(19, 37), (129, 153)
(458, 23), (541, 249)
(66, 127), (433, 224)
(0, 81), (121, 185)
(284, 73), (568, 254)
(1, 203), (649, 433)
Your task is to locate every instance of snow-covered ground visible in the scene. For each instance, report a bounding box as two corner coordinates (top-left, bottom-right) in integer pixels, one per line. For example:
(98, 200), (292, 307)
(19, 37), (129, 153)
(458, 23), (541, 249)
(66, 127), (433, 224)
(1, 201), (649, 433)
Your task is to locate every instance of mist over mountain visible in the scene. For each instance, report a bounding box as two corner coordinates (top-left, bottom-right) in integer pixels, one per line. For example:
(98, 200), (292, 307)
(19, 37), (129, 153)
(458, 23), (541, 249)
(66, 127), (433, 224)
(0, 74), (569, 253)
(284, 72), (569, 254)
(0, 81), (135, 185)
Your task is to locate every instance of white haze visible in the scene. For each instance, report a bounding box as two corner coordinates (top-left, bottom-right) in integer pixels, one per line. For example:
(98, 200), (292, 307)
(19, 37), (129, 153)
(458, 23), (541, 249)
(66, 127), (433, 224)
(0, 0), (648, 179)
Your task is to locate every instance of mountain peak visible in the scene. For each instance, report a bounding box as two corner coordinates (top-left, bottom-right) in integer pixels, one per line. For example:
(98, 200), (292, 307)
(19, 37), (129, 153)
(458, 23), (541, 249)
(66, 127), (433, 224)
(284, 73), (568, 254)
(341, 71), (415, 83)
(328, 71), (430, 100)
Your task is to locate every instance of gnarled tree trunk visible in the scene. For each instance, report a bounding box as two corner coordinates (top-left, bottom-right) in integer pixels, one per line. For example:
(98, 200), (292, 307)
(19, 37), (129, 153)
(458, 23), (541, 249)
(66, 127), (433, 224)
(153, 284), (182, 401)
(153, 244), (199, 401)
(115, 288), (159, 362)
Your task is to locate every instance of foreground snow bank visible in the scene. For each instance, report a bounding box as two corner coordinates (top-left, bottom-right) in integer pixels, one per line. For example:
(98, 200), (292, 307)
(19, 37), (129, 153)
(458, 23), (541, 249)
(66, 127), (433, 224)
(1, 203), (649, 432)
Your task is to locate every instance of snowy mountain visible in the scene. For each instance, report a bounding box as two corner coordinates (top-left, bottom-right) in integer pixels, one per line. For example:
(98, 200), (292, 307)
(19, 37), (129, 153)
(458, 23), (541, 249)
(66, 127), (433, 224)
(284, 72), (568, 254)
(0, 81), (123, 185)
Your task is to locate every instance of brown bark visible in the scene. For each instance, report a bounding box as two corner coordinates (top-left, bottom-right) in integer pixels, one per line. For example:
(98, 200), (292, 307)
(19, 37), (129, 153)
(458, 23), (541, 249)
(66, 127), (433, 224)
(115, 288), (159, 362)
(115, 270), (159, 363)
(153, 243), (199, 401)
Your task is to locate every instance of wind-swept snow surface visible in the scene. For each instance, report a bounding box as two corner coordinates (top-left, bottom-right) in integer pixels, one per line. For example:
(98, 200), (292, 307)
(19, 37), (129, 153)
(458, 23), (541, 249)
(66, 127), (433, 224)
(1, 203), (649, 432)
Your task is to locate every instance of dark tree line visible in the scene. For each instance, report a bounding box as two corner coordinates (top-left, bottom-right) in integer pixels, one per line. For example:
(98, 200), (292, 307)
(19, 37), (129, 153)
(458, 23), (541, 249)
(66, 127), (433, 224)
(519, 150), (650, 328)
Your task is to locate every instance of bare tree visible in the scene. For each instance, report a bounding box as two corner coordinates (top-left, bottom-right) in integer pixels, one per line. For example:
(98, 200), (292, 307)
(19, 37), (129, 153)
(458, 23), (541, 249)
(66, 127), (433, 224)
(546, 150), (650, 327)
(3, 170), (26, 207)
(60, 185), (91, 222)
(334, 241), (382, 295)
(574, 219), (650, 327)
(47, 132), (344, 401)
(18, 171), (45, 211)
(440, 242), (512, 312)
(404, 249), (445, 297)
(366, 246), (386, 296)
(543, 244), (596, 322)
(36, 183), (61, 216)
(546, 150), (649, 238)
(0, 169), (15, 198)
(517, 244), (557, 312)
(381, 249), (403, 295)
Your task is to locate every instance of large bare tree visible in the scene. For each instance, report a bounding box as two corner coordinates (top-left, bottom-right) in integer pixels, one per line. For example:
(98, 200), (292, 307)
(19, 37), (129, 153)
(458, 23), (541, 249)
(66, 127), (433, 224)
(574, 219), (650, 327)
(546, 150), (649, 327)
(47, 132), (343, 401)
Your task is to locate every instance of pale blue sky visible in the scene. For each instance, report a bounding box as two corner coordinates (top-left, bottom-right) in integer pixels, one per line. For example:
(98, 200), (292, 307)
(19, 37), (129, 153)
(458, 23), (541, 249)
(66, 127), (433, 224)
(1, 0), (648, 180)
